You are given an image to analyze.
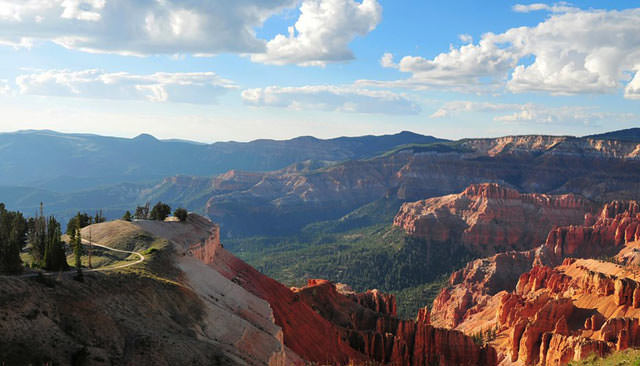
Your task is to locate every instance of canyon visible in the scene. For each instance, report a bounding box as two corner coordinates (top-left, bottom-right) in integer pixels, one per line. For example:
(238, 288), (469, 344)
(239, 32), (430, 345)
(0, 214), (498, 366)
(4, 130), (640, 365)
(418, 190), (640, 365)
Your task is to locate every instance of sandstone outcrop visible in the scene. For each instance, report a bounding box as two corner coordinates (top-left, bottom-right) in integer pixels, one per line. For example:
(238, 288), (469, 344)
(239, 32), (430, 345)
(293, 279), (497, 366)
(443, 256), (640, 366)
(544, 201), (640, 263)
(431, 250), (537, 328)
(433, 200), (640, 333)
(394, 183), (592, 256)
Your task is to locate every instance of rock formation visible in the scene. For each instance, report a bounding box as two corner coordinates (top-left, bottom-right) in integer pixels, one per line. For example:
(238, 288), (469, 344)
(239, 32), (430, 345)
(194, 135), (640, 237)
(431, 249), (538, 328)
(440, 257), (640, 365)
(544, 201), (640, 262)
(168, 215), (498, 366)
(394, 183), (592, 256)
(293, 279), (497, 366)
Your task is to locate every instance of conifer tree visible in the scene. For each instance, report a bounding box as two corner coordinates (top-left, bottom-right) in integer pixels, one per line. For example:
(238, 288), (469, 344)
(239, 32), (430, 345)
(27, 202), (47, 266)
(0, 203), (27, 274)
(73, 228), (83, 281)
(43, 216), (68, 271)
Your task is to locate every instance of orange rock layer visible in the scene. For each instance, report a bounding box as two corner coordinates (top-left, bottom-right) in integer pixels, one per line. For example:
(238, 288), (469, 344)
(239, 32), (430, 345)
(394, 183), (592, 256)
(431, 200), (640, 365)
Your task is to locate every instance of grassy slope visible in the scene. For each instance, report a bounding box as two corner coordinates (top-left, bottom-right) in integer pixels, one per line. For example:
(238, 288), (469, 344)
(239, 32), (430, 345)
(569, 349), (640, 366)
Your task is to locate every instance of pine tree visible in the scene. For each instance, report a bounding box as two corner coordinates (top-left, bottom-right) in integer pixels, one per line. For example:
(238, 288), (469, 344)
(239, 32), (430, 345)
(94, 210), (105, 224)
(73, 228), (83, 281)
(173, 208), (188, 222)
(0, 203), (28, 274)
(27, 202), (47, 266)
(66, 212), (91, 236)
(122, 210), (132, 221)
(74, 228), (82, 268)
(43, 216), (68, 271)
(150, 202), (171, 221)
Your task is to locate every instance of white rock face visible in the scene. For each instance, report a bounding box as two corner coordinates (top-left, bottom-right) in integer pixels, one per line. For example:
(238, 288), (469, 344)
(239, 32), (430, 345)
(136, 214), (303, 366)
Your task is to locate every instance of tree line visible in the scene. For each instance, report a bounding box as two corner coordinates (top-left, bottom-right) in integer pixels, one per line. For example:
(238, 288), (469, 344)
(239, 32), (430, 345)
(1, 202), (189, 275)
(0, 203), (105, 275)
(122, 202), (188, 222)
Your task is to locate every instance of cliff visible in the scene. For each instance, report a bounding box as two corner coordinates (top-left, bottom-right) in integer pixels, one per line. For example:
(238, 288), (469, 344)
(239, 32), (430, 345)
(544, 201), (640, 262)
(434, 254), (640, 366)
(164, 215), (499, 366)
(432, 200), (640, 331)
(394, 183), (592, 256)
(0, 218), (302, 366)
(293, 279), (497, 366)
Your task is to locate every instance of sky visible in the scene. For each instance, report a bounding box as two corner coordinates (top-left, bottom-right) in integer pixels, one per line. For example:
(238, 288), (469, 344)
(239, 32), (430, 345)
(0, 0), (638, 142)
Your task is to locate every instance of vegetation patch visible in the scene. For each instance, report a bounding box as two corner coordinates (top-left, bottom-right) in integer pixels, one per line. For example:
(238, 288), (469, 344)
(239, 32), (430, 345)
(569, 349), (640, 366)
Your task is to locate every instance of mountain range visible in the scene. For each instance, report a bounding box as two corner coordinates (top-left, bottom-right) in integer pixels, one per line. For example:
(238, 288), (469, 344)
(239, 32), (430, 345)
(0, 129), (442, 192)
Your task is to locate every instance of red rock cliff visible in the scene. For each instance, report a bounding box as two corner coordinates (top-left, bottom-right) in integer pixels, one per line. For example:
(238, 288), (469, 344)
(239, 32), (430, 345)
(188, 225), (498, 366)
(294, 279), (498, 366)
(544, 200), (640, 262)
(394, 183), (592, 256)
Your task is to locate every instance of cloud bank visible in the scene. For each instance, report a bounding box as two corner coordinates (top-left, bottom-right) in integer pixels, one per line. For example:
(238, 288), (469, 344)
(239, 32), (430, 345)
(431, 101), (636, 126)
(0, 0), (381, 66)
(242, 85), (420, 114)
(16, 69), (237, 103)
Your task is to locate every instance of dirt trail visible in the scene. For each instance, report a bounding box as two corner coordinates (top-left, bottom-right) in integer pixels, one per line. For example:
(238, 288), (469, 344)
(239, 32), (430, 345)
(7, 239), (145, 278)
(81, 238), (145, 271)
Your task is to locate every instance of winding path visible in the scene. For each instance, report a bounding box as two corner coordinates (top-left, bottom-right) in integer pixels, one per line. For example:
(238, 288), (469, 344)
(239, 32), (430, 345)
(81, 238), (145, 272)
(6, 239), (146, 278)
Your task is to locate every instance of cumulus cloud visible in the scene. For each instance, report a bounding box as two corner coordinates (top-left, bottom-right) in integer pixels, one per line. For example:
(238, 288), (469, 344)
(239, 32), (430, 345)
(366, 41), (517, 92)
(0, 0), (380, 66)
(361, 7), (640, 98)
(431, 100), (636, 126)
(16, 69), (237, 103)
(0, 0), (297, 54)
(252, 0), (382, 66)
(241, 85), (420, 114)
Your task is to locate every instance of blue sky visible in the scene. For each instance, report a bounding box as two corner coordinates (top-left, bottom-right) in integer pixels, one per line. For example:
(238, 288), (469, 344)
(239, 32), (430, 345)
(0, 0), (638, 142)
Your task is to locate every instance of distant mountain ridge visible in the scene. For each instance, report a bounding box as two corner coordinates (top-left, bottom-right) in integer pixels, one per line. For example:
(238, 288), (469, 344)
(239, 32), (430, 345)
(3, 128), (640, 233)
(0, 129), (444, 192)
(584, 127), (640, 142)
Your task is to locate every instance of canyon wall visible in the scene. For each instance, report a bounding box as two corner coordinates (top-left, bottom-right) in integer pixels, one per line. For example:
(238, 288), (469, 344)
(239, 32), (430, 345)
(394, 183), (592, 256)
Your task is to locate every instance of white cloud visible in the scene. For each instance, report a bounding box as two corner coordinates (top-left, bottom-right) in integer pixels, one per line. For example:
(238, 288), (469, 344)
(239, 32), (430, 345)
(361, 7), (640, 97)
(241, 85), (420, 114)
(251, 0), (382, 66)
(431, 100), (636, 126)
(0, 0), (297, 55)
(16, 69), (237, 103)
(512, 3), (577, 13)
(0, 79), (10, 95)
(458, 34), (472, 43)
(625, 70), (640, 99)
(380, 52), (396, 68)
(430, 101), (514, 118)
(366, 40), (517, 91)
